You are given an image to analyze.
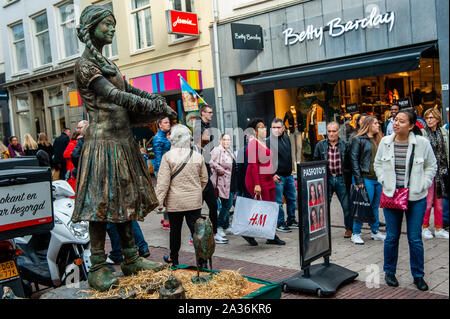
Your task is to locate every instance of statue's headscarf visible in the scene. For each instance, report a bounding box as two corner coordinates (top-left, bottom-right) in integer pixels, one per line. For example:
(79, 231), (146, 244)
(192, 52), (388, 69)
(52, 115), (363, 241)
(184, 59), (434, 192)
(77, 5), (116, 76)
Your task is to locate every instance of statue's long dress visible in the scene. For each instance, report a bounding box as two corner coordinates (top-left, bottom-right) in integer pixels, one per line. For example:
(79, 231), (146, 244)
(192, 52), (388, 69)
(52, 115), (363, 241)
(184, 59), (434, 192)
(71, 57), (161, 223)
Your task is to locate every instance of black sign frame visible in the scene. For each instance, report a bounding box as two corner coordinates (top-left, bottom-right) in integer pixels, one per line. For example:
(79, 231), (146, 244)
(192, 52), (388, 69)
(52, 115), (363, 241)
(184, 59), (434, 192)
(297, 161), (332, 269)
(231, 23), (264, 50)
(397, 97), (412, 109)
(345, 103), (358, 113)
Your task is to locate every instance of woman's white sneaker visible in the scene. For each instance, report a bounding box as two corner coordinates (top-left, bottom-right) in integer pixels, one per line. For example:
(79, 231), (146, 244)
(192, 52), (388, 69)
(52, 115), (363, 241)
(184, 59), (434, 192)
(371, 231), (386, 241)
(217, 227), (227, 238)
(422, 228), (434, 239)
(434, 228), (449, 239)
(351, 234), (364, 245)
(214, 233), (228, 244)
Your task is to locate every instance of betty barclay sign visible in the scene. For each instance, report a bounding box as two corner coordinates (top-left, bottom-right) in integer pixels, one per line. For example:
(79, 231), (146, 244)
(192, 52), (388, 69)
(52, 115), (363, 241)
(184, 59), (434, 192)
(283, 7), (395, 46)
(231, 23), (264, 50)
(166, 10), (199, 36)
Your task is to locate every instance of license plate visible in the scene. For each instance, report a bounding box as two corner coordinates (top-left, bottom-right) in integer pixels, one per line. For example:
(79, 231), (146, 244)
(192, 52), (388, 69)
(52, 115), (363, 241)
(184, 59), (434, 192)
(0, 260), (19, 282)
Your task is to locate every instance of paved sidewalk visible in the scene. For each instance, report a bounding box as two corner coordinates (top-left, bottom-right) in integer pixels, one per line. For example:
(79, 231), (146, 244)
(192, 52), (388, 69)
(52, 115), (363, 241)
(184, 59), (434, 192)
(138, 195), (449, 297)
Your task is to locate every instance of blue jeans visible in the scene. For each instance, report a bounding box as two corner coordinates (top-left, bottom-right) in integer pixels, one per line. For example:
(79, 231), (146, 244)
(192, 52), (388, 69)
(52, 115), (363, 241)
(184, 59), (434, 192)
(329, 175), (353, 231)
(218, 192), (234, 229)
(275, 175), (297, 226)
(353, 177), (382, 234)
(383, 198), (427, 278)
(106, 221), (149, 261)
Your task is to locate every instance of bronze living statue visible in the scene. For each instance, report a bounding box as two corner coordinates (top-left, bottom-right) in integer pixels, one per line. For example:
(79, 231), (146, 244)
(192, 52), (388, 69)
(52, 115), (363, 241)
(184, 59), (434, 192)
(72, 5), (177, 291)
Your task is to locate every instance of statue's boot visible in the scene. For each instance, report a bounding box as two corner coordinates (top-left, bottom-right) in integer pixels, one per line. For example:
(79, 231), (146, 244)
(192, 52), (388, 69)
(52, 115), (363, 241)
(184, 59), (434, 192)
(88, 253), (119, 291)
(121, 247), (164, 276)
(88, 222), (119, 291)
(117, 221), (164, 276)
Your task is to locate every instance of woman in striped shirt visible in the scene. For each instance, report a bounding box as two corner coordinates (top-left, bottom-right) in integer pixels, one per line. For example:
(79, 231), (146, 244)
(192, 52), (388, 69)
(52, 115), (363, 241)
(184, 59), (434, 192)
(374, 110), (437, 292)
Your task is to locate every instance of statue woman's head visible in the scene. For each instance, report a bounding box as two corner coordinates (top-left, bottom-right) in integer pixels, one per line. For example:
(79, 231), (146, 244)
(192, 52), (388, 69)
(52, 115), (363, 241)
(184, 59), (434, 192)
(77, 5), (116, 76)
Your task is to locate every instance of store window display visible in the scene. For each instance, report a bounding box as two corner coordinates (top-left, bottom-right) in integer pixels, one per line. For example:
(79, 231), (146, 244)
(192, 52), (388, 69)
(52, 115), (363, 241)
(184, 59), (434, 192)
(283, 105), (304, 167)
(306, 102), (325, 152)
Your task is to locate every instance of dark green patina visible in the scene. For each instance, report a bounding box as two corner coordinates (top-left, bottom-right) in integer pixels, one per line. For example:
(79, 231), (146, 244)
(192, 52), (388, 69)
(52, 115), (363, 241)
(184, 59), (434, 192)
(192, 217), (215, 284)
(73, 5), (176, 292)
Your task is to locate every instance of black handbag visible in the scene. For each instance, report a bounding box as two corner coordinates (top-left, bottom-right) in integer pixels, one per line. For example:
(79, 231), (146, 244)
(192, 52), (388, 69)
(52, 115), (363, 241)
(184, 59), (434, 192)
(350, 184), (376, 223)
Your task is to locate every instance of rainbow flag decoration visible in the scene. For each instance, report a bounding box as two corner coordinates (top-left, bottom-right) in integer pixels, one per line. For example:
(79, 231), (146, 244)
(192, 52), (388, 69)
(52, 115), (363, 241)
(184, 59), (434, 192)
(129, 69), (203, 94)
(180, 74), (206, 112)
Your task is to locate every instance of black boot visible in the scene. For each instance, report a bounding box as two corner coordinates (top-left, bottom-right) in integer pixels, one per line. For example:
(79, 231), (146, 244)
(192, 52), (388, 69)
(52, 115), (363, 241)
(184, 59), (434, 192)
(413, 277), (429, 291)
(242, 236), (258, 246)
(266, 234), (286, 245)
(163, 255), (179, 266)
(385, 274), (399, 287)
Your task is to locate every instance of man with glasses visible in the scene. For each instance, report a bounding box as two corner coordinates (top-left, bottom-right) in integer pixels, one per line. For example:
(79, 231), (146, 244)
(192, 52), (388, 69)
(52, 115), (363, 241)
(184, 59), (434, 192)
(267, 118), (298, 232)
(194, 104), (215, 143)
(314, 122), (353, 238)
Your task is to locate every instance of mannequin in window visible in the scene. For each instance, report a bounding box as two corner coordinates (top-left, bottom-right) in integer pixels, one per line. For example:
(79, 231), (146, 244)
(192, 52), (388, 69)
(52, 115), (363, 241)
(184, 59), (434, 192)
(283, 105), (304, 134)
(306, 102), (324, 151)
(283, 105), (304, 166)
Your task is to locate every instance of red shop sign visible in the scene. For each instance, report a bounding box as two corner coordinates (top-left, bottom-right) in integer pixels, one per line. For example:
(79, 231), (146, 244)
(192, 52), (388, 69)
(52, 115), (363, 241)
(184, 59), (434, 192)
(166, 10), (199, 36)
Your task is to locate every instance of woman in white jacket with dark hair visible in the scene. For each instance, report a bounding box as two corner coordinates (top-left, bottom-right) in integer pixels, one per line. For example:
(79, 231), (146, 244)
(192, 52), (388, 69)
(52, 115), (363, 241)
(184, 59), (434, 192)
(374, 109), (437, 292)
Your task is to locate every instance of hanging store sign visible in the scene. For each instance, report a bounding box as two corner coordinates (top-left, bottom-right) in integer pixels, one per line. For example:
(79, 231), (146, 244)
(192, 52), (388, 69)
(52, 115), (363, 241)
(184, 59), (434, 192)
(283, 7), (395, 46)
(231, 23), (264, 50)
(166, 10), (199, 36)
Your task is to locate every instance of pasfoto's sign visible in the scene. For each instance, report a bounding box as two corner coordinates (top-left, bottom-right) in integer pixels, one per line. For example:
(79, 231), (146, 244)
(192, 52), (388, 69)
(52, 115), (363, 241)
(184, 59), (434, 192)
(166, 10), (199, 36)
(231, 23), (264, 50)
(283, 7), (395, 46)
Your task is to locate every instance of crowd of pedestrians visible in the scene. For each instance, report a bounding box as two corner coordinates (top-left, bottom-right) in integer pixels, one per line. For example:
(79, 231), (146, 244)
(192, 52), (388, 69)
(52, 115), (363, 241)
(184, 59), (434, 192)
(1, 102), (447, 292)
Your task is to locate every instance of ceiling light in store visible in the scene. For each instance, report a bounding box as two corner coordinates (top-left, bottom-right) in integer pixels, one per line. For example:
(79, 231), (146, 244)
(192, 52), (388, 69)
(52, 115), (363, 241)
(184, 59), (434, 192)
(398, 72), (409, 76)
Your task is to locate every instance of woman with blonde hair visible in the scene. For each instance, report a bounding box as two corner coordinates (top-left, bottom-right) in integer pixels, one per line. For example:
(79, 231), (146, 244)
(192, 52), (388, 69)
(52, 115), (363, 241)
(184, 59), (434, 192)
(349, 116), (386, 244)
(0, 141), (10, 159)
(37, 132), (54, 164)
(23, 133), (39, 156)
(421, 108), (449, 239)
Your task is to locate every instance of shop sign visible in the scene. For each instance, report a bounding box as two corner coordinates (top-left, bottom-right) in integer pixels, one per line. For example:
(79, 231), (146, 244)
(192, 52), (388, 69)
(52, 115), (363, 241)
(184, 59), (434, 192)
(231, 23), (264, 50)
(397, 97), (412, 109)
(0, 90), (8, 100)
(283, 7), (395, 46)
(166, 10), (199, 36)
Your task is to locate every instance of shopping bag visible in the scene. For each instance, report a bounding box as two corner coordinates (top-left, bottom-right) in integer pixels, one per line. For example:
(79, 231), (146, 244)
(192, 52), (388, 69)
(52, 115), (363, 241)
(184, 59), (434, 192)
(230, 196), (279, 239)
(350, 184), (375, 223)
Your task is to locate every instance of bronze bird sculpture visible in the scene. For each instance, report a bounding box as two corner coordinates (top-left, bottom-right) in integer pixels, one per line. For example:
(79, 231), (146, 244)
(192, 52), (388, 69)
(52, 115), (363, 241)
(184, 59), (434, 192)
(192, 217), (215, 283)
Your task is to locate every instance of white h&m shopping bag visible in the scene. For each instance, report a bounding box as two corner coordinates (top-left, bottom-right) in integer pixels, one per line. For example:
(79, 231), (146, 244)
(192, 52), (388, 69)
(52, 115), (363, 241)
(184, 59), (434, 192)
(230, 196), (278, 239)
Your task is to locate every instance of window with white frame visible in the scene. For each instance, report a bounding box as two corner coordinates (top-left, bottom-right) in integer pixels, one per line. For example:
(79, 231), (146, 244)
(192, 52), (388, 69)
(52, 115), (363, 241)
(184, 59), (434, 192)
(47, 86), (66, 140)
(16, 94), (31, 138)
(102, 2), (118, 59)
(32, 12), (52, 66)
(56, 1), (79, 59)
(171, 0), (195, 41)
(10, 22), (28, 72)
(130, 0), (154, 51)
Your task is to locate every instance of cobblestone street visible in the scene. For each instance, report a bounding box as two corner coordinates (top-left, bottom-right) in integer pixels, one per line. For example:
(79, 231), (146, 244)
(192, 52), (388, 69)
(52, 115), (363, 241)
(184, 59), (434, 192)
(137, 194), (449, 298)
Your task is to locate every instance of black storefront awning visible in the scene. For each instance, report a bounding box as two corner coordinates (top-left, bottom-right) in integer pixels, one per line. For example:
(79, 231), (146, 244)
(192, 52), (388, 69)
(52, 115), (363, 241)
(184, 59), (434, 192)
(242, 43), (436, 94)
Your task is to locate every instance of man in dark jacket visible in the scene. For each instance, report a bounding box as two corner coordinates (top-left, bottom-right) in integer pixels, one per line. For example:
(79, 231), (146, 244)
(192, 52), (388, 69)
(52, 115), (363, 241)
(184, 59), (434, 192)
(53, 128), (71, 180)
(313, 122), (353, 238)
(267, 118), (298, 232)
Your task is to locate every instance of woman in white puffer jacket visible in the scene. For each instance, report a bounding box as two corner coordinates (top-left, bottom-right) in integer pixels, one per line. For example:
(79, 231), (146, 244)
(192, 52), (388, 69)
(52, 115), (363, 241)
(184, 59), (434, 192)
(374, 109), (437, 292)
